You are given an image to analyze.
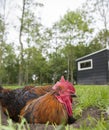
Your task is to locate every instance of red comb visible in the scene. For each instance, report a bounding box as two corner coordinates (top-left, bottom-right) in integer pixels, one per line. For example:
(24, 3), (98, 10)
(52, 76), (75, 93)
(60, 76), (65, 82)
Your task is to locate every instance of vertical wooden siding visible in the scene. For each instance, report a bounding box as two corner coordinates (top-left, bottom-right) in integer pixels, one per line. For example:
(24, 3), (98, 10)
(77, 50), (109, 85)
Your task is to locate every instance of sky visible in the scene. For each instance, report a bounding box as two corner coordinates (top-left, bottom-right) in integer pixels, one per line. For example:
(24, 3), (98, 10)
(0, 0), (86, 45)
(37, 0), (86, 27)
(3, 0), (86, 27)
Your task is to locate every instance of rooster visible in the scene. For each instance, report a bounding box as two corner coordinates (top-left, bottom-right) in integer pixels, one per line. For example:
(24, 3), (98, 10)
(0, 85), (52, 122)
(20, 76), (76, 125)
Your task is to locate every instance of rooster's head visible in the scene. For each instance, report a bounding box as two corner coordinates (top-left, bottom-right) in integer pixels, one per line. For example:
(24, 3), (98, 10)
(52, 76), (76, 116)
(52, 76), (76, 97)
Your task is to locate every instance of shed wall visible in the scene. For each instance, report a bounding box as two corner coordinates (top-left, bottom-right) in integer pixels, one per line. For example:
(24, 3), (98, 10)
(77, 50), (108, 84)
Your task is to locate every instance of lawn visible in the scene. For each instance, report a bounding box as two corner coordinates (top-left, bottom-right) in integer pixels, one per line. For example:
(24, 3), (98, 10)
(72, 85), (109, 129)
(0, 85), (109, 130)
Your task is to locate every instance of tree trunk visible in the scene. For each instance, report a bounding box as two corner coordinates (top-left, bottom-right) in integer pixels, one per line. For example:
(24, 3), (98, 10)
(67, 56), (70, 81)
(70, 58), (74, 83)
(18, 0), (26, 85)
(24, 64), (29, 85)
(0, 0), (6, 84)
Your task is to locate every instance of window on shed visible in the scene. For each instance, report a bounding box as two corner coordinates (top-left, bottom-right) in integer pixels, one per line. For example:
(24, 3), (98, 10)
(78, 59), (93, 71)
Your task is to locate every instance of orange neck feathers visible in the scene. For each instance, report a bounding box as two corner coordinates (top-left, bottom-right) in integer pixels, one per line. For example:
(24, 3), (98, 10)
(52, 76), (76, 116)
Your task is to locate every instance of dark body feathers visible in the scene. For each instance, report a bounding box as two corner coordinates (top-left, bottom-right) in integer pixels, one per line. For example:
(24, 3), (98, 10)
(0, 85), (52, 122)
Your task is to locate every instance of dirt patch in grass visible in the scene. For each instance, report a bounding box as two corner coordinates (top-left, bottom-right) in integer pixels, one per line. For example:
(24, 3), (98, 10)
(73, 106), (108, 128)
(0, 104), (108, 130)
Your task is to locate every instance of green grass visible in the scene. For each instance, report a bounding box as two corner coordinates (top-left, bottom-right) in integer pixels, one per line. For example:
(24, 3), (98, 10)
(73, 85), (109, 118)
(3, 85), (21, 89)
(0, 117), (30, 130)
(0, 85), (109, 130)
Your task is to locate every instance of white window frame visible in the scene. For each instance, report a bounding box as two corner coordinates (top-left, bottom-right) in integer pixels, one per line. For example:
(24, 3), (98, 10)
(78, 59), (93, 71)
(108, 60), (109, 71)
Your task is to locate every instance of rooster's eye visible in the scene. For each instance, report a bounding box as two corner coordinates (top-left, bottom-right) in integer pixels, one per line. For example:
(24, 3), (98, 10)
(55, 93), (60, 96)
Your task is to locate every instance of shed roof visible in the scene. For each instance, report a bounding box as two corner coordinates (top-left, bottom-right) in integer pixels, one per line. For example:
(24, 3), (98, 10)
(76, 47), (109, 61)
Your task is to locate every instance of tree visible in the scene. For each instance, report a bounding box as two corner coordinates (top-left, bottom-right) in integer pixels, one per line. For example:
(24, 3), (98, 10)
(23, 47), (47, 84)
(0, 10), (6, 84)
(95, 0), (109, 47)
(3, 43), (17, 84)
(52, 10), (92, 82)
(48, 50), (67, 83)
(18, 0), (26, 85)
(56, 10), (92, 45)
(0, 1), (18, 84)
(18, 0), (44, 85)
(61, 44), (75, 82)
(0, 0), (6, 43)
(0, 44), (6, 84)
(82, 0), (109, 47)
(89, 30), (108, 49)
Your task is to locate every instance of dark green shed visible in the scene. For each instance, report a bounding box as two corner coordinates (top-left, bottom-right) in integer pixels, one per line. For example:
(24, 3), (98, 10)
(76, 48), (109, 85)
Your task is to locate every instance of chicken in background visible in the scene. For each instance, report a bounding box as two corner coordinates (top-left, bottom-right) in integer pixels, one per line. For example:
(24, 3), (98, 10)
(0, 85), (52, 122)
(20, 76), (76, 125)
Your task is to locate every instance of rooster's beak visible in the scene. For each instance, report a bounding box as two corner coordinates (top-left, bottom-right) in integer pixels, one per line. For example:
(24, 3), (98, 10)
(71, 93), (77, 97)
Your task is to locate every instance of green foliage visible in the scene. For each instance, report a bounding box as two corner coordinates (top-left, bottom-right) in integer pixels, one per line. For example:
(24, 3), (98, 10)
(0, 15), (5, 41)
(55, 10), (93, 45)
(0, 117), (30, 130)
(90, 30), (109, 48)
(59, 10), (90, 32)
(0, 41), (105, 85)
(0, 43), (18, 84)
(23, 46), (48, 84)
(74, 85), (109, 118)
(49, 10), (94, 82)
(48, 51), (67, 82)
